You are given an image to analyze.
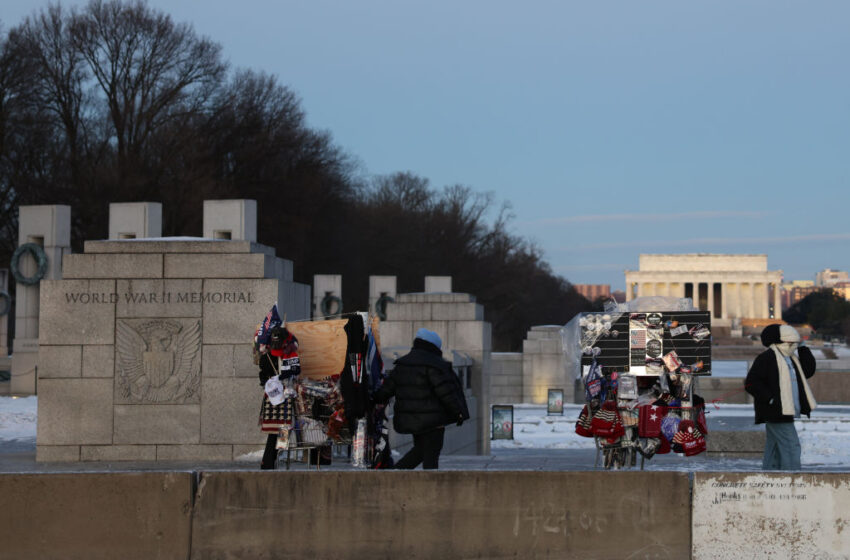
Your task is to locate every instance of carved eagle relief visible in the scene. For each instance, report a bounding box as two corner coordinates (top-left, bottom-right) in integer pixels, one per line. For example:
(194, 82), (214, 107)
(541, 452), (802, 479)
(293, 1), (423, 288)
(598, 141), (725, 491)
(116, 319), (202, 403)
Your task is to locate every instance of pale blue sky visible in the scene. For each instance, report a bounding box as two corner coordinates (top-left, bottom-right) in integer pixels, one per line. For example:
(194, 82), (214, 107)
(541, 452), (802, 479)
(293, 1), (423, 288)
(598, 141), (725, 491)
(6, 1), (850, 289)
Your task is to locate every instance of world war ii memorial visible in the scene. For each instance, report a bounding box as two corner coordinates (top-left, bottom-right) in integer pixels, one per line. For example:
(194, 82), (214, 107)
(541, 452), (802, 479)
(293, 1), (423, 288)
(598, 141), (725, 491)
(3, 2), (850, 559)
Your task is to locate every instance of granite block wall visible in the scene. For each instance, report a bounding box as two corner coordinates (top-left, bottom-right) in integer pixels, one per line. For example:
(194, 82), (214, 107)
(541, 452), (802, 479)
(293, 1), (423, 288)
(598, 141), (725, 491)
(36, 238), (310, 461)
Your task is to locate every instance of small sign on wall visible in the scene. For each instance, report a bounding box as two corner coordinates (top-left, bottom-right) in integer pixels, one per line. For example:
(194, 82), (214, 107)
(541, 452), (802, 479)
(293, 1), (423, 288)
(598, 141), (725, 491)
(547, 389), (564, 415)
(491, 405), (514, 440)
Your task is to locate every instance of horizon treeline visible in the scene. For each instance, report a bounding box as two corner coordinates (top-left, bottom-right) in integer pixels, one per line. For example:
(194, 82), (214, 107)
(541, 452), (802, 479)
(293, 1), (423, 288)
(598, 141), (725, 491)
(0, 0), (591, 350)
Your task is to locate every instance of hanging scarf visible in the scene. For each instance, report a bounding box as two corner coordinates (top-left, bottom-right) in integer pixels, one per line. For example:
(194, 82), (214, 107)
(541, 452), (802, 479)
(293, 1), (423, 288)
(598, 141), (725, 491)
(770, 345), (817, 417)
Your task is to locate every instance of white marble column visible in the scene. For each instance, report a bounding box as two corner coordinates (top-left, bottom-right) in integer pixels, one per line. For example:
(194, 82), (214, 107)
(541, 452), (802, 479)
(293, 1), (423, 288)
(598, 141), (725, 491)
(748, 283), (755, 318)
(735, 282), (744, 319)
(773, 283), (781, 318)
(707, 281), (715, 318)
(721, 283), (729, 319)
(759, 283), (769, 319)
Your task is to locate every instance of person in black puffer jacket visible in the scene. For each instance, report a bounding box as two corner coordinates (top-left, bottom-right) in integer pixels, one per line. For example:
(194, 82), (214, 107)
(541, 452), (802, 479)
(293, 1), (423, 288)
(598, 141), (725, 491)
(374, 328), (468, 469)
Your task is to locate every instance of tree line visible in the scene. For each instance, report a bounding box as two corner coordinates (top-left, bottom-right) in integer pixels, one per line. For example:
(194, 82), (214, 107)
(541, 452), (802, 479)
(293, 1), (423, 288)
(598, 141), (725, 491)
(0, 0), (591, 351)
(784, 290), (850, 341)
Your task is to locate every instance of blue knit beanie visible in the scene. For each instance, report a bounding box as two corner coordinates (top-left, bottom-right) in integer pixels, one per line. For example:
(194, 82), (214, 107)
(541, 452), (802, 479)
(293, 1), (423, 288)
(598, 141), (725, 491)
(415, 328), (442, 350)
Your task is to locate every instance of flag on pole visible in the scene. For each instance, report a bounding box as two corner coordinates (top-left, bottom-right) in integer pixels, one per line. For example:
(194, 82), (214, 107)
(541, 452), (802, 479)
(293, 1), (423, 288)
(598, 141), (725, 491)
(256, 303), (282, 345)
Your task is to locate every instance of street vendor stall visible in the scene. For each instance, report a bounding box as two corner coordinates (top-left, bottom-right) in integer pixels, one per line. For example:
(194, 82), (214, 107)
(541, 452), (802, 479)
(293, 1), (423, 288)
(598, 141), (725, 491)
(566, 297), (712, 469)
(253, 305), (390, 470)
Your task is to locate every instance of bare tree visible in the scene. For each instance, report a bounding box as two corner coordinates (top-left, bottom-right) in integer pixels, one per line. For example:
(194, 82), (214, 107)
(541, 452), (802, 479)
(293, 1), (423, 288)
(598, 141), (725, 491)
(70, 0), (225, 184)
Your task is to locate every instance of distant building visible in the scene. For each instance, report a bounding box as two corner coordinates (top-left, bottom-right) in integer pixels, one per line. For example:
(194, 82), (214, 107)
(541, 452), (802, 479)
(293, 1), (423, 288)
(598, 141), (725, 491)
(784, 285), (830, 309)
(815, 268), (849, 287)
(781, 280), (815, 310)
(624, 254), (782, 326)
(831, 281), (850, 302)
(574, 284), (611, 302)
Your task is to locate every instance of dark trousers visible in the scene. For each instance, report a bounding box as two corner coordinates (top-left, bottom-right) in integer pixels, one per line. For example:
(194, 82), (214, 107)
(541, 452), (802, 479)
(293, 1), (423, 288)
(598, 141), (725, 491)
(261, 433), (278, 469)
(395, 427), (445, 470)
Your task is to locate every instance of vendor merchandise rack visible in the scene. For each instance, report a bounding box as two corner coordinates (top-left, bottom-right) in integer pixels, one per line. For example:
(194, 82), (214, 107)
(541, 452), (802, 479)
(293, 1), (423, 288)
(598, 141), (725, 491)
(577, 310), (712, 470)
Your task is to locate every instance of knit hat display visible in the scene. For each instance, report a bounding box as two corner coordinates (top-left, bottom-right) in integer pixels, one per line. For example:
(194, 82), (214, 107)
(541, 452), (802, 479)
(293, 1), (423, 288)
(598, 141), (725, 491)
(638, 400), (668, 438)
(575, 404), (594, 438)
(414, 328), (442, 350)
(656, 434), (671, 454)
(590, 400), (625, 440)
(671, 419), (706, 456)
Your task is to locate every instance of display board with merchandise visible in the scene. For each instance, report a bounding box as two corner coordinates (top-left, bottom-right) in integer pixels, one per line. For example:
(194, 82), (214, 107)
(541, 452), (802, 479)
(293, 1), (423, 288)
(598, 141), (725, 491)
(574, 310), (712, 469)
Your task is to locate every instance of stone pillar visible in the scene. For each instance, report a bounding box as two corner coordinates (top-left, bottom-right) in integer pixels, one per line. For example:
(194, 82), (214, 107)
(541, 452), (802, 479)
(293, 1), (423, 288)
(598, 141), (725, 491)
(735, 283), (742, 319)
(11, 205), (72, 395)
(108, 203), (162, 239)
(424, 276), (452, 293)
(313, 274), (342, 319)
(760, 281), (770, 319)
(368, 275), (397, 318)
(721, 283), (729, 319)
(773, 283), (782, 319)
(707, 280), (715, 318)
(522, 326), (569, 405)
(202, 200), (257, 242)
(626, 283), (634, 301)
(748, 283), (755, 318)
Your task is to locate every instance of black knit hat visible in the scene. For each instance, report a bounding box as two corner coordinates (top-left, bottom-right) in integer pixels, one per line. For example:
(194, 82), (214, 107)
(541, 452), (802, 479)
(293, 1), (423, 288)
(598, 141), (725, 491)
(760, 323), (782, 347)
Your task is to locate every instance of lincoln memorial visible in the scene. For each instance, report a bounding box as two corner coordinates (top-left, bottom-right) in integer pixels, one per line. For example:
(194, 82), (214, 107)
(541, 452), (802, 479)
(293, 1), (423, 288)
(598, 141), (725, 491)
(624, 254), (782, 327)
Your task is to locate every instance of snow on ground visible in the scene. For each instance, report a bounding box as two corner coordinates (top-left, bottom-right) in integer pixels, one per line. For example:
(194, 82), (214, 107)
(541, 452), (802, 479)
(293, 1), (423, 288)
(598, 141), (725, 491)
(491, 402), (850, 466)
(491, 404), (596, 451)
(0, 396), (37, 445)
(710, 361), (748, 377)
(3, 396), (850, 468)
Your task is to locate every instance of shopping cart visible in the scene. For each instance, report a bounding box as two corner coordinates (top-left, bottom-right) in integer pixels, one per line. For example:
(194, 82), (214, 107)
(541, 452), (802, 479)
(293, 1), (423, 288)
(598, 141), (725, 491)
(275, 415), (330, 470)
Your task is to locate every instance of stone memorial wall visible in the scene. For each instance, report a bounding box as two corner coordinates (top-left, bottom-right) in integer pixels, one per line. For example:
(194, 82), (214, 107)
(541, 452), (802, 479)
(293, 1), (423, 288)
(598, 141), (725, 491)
(36, 238), (310, 461)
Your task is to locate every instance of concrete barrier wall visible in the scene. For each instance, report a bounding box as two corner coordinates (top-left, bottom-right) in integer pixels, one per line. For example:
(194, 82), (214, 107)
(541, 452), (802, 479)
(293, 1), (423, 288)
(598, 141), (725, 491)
(0, 472), (193, 560)
(12, 470), (850, 559)
(696, 377), (752, 405)
(693, 472), (850, 559)
(806, 371), (850, 403)
(697, 372), (850, 405)
(190, 471), (691, 560)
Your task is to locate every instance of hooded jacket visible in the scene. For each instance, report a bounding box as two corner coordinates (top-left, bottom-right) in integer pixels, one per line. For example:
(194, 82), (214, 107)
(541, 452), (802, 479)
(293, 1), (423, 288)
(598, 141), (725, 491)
(745, 324), (816, 424)
(373, 338), (467, 434)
